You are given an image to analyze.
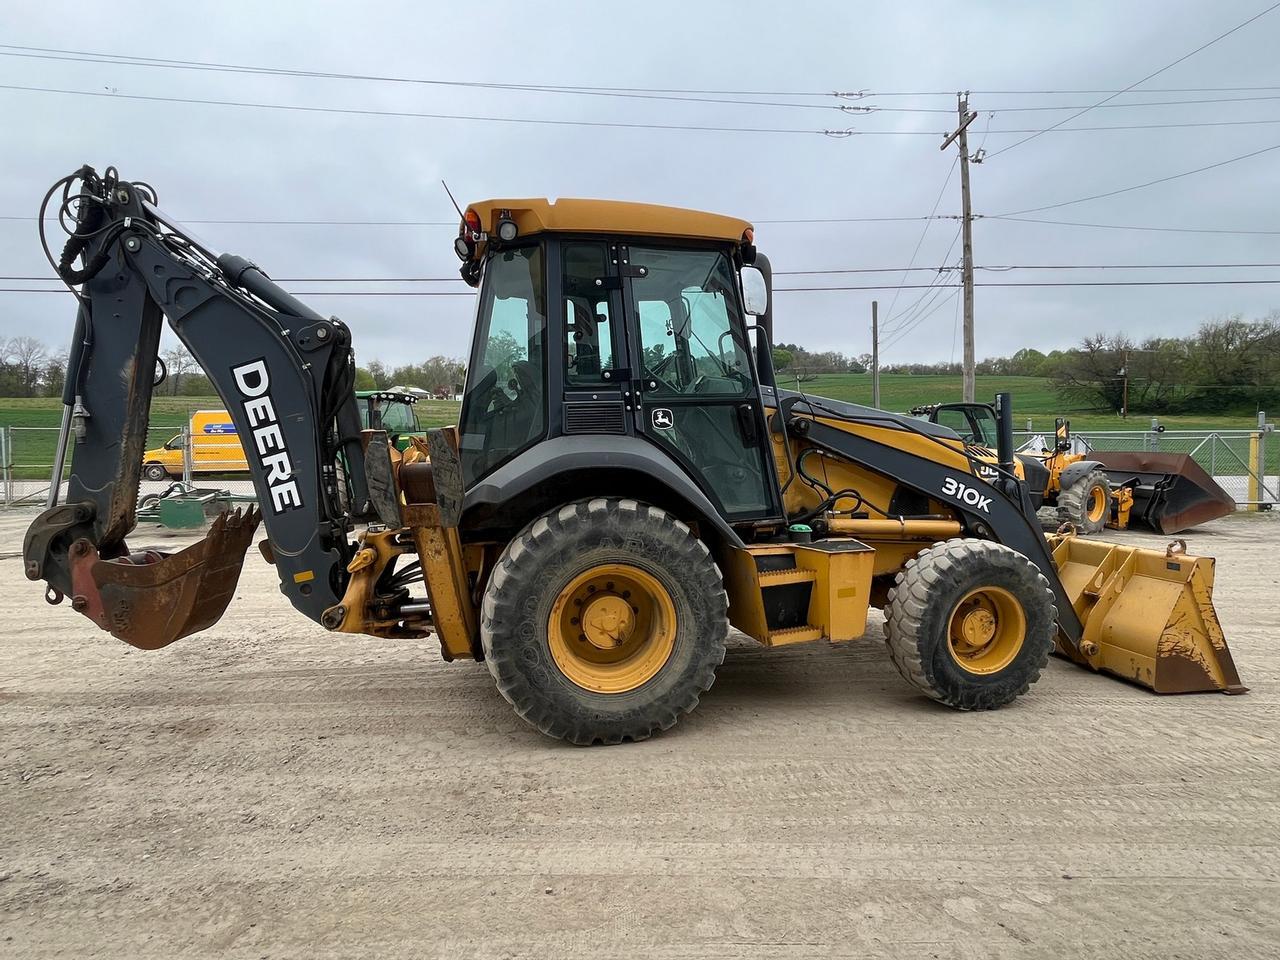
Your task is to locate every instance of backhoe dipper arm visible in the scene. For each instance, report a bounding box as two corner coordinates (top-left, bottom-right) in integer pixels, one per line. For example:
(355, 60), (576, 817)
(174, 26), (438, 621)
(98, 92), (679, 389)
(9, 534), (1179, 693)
(24, 167), (369, 642)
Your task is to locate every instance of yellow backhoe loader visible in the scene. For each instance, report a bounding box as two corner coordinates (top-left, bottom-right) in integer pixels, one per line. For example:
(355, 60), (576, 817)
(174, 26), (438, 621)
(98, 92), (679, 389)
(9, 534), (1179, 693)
(23, 166), (1245, 745)
(913, 404), (1236, 535)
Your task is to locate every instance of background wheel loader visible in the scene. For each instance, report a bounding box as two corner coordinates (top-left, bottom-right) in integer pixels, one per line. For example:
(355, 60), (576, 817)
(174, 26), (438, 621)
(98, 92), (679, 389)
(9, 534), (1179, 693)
(22, 166), (1245, 746)
(912, 403), (1236, 535)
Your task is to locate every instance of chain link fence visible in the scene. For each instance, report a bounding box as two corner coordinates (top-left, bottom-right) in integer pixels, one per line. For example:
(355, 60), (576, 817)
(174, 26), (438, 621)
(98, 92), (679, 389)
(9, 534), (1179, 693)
(1014, 415), (1278, 508)
(1, 420), (257, 508)
(3, 413), (1276, 512)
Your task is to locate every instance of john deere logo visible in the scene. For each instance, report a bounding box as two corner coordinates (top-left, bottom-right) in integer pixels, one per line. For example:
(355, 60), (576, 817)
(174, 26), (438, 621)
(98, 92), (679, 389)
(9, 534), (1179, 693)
(651, 408), (674, 430)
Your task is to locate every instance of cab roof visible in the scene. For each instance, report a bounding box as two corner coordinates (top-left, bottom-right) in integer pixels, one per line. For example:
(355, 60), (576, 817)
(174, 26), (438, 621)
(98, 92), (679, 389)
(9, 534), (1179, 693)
(464, 198), (752, 244)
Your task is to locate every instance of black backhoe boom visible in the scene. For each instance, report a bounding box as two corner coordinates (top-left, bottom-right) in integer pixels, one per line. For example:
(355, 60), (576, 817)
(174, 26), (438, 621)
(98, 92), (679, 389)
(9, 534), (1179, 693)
(24, 166), (367, 647)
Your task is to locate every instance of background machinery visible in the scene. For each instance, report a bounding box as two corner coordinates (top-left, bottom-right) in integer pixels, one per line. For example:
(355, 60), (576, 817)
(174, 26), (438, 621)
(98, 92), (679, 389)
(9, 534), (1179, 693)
(23, 166), (1245, 745)
(913, 402), (1236, 535)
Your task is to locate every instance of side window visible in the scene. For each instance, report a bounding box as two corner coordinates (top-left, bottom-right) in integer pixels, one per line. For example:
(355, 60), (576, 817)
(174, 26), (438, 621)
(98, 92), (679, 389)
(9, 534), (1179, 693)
(459, 245), (548, 485)
(629, 247), (750, 397)
(563, 242), (616, 385)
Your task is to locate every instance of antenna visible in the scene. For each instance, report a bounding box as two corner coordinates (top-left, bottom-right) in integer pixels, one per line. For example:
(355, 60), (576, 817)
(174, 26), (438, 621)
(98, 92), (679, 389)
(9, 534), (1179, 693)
(441, 180), (464, 220)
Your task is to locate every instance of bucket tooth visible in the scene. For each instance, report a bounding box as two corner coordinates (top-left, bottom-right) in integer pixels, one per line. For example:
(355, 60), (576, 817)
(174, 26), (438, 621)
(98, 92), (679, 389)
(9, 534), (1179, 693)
(1051, 535), (1245, 694)
(68, 507), (262, 650)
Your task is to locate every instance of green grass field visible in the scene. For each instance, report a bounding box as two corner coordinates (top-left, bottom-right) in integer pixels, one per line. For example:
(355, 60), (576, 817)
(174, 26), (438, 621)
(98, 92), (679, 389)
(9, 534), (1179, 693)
(1, 379), (1268, 481)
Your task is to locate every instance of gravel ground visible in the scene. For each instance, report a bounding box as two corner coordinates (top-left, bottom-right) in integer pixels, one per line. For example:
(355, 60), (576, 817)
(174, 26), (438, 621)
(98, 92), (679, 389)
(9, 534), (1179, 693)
(1, 509), (1277, 959)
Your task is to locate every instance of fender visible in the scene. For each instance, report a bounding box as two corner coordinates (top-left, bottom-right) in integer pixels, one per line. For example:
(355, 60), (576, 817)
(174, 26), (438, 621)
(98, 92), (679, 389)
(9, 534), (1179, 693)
(463, 434), (746, 548)
(1058, 459), (1104, 491)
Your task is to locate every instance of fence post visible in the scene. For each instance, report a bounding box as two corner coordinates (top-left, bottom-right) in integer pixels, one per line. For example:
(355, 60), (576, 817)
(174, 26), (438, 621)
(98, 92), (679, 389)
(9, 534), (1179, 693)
(1, 426), (9, 507)
(182, 423), (193, 485)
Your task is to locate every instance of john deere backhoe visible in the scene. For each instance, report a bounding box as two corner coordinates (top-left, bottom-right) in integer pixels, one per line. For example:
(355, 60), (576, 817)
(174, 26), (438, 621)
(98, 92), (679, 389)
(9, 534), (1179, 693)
(23, 166), (1245, 745)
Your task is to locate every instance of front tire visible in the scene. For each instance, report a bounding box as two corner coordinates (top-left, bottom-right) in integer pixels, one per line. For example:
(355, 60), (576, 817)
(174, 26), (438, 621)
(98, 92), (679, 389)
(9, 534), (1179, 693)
(1057, 469), (1111, 534)
(481, 498), (728, 745)
(884, 539), (1055, 710)
(142, 462), (170, 482)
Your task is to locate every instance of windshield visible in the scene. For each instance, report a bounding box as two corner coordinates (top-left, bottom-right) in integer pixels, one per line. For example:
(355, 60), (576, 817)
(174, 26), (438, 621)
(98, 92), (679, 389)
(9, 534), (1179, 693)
(459, 245), (548, 485)
(380, 401), (419, 434)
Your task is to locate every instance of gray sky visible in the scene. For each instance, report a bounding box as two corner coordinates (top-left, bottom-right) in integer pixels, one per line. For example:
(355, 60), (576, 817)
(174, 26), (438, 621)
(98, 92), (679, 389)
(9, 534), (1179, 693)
(2, 1), (1278, 367)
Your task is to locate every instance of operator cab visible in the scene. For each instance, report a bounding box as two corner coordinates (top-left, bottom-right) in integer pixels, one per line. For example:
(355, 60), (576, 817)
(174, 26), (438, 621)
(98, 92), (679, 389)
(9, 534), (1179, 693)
(456, 198), (781, 524)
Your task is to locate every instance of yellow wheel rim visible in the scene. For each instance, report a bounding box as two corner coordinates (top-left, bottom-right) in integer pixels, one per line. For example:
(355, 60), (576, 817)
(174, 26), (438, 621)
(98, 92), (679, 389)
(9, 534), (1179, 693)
(1086, 485), (1108, 523)
(547, 563), (677, 694)
(946, 586), (1026, 675)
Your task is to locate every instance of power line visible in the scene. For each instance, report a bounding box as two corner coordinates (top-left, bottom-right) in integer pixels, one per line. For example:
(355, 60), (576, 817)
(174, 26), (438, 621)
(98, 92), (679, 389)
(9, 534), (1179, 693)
(0, 44), (850, 99)
(986, 2), (1280, 158)
(9, 44), (1280, 105)
(988, 215), (1280, 236)
(0, 213), (958, 228)
(0, 47), (868, 113)
(0, 84), (861, 137)
(878, 157), (959, 328)
(6, 278), (1280, 297)
(882, 288), (963, 351)
(776, 279), (1280, 291)
(997, 139), (1280, 216)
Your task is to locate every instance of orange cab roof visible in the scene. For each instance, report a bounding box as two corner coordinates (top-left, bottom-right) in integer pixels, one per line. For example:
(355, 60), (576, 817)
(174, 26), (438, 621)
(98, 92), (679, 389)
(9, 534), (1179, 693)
(464, 197), (752, 243)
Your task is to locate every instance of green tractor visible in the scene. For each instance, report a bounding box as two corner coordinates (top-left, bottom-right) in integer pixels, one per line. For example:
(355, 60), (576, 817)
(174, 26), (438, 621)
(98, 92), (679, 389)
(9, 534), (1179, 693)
(356, 390), (424, 451)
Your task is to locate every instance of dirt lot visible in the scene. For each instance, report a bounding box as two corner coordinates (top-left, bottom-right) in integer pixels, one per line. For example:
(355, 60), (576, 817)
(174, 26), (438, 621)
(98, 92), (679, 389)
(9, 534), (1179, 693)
(1, 509), (1277, 959)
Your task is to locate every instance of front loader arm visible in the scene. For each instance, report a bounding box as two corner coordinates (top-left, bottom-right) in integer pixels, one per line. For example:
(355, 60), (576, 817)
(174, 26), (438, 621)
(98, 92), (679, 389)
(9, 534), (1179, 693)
(24, 166), (370, 644)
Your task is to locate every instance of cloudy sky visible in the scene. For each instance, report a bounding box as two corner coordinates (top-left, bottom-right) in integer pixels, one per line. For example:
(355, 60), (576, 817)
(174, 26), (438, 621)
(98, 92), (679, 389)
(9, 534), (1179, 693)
(2, 1), (1278, 367)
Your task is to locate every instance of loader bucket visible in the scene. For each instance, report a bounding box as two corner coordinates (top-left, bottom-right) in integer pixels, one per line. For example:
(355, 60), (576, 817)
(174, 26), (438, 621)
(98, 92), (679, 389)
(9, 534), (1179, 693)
(1092, 451), (1235, 534)
(67, 507), (261, 650)
(1050, 534), (1245, 694)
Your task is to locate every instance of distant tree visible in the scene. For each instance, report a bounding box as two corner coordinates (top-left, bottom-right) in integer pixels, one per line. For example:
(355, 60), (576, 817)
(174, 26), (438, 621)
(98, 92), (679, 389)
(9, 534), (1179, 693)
(770, 347), (793, 370)
(354, 366), (378, 390)
(161, 344), (197, 396)
(179, 373), (214, 396)
(366, 358), (388, 388)
(5, 337), (48, 397)
(43, 354), (66, 398)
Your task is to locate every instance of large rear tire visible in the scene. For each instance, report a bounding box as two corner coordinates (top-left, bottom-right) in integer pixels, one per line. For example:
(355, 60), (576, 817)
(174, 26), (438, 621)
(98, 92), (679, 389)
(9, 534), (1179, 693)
(1057, 469), (1111, 534)
(481, 498), (728, 745)
(884, 539), (1055, 710)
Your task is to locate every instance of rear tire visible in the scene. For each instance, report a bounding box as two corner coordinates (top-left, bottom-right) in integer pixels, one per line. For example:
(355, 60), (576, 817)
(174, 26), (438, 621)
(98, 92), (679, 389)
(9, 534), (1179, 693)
(481, 498), (728, 745)
(143, 463), (170, 482)
(884, 539), (1055, 710)
(1057, 469), (1111, 534)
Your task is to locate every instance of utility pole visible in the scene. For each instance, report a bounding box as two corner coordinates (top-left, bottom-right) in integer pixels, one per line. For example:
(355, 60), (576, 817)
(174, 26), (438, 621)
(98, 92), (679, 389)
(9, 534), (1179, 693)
(871, 299), (880, 408)
(941, 94), (978, 402)
(1120, 349), (1130, 419)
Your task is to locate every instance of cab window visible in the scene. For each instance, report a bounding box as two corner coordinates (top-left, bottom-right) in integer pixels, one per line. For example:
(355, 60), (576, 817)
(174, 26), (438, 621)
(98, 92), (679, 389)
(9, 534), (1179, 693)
(629, 247), (751, 397)
(563, 242), (617, 384)
(459, 245), (547, 485)
(935, 407), (974, 441)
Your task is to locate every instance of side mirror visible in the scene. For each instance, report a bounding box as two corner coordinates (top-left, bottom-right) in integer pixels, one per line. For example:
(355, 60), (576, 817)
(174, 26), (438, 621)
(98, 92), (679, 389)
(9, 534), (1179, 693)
(741, 266), (768, 317)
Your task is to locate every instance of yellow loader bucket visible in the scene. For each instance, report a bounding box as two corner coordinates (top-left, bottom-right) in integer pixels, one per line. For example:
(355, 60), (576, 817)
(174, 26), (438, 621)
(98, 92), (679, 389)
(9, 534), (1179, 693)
(1050, 534), (1246, 694)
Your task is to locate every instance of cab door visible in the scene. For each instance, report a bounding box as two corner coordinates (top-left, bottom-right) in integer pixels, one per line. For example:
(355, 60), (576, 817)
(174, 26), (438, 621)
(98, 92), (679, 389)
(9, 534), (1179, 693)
(618, 243), (781, 522)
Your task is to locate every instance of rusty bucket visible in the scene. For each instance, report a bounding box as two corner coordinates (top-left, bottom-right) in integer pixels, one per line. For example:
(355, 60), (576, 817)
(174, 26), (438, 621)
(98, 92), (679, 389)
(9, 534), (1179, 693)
(68, 507), (261, 650)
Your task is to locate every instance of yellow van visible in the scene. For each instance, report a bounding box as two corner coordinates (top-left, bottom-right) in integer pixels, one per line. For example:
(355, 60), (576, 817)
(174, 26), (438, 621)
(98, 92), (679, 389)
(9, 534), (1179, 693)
(141, 410), (249, 481)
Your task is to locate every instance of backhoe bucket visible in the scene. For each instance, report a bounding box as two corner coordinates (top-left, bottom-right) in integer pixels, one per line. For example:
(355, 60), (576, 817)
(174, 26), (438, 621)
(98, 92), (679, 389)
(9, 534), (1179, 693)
(1093, 451), (1235, 534)
(1051, 534), (1245, 694)
(67, 507), (261, 650)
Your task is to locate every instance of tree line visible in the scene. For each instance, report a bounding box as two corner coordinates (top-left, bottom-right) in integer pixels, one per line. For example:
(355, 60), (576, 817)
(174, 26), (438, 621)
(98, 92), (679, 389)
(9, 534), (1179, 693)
(5, 313), (1276, 416)
(772, 314), (1279, 414)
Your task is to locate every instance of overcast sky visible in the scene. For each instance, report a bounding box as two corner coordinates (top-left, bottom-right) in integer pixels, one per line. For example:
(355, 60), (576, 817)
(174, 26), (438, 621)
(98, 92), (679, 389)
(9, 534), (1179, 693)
(2, 1), (1278, 367)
